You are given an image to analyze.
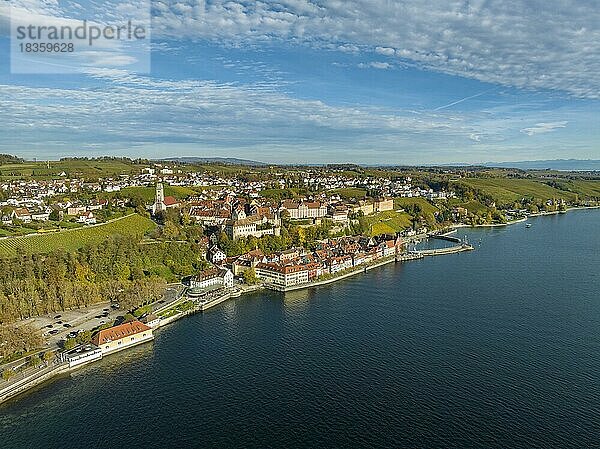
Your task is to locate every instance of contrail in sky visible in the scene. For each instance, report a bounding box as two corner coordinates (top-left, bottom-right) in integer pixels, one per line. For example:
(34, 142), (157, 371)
(433, 89), (496, 111)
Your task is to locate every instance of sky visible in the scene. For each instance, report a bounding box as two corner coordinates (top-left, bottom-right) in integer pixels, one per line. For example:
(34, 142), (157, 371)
(0, 0), (599, 165)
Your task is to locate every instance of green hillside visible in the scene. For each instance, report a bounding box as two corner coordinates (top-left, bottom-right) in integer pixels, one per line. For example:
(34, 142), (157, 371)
(0, 214), (156, 257)
(361, 211), (412, 236)
(393, 197), (439, 215)
(114, 185), (198, 202)
(458, 178), (580, 204)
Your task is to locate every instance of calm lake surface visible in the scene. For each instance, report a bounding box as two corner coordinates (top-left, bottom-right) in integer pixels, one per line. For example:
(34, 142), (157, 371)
(1, 209), (599, 449)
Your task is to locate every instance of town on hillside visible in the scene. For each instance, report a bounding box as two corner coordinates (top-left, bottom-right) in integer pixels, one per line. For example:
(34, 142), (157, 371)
(1, 157), (599, 399)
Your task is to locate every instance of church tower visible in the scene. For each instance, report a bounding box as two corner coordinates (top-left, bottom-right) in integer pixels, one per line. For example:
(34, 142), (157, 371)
(154, 183), (166, 214)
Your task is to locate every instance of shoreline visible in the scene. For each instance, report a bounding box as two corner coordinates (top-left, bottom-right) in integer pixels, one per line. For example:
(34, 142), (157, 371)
(450, 205), (599, 229)
(1, 205), (597, 406)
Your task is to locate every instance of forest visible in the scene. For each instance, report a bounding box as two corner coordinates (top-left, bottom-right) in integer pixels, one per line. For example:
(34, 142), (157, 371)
(0, 234), (207, 324)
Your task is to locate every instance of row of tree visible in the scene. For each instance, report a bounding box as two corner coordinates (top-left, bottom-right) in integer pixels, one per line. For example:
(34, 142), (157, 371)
(0, 323), (43, 359)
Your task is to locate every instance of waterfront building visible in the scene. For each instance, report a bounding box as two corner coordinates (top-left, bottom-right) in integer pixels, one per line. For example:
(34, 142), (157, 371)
(255, 262), (310, 288)
(190, 267), (234, 290)
(328, 255), (353, 273)
(380, 239), (398, 257)
(92, 321), (154, 355)
(61, 345), (103, 368)
(232, 249), (267, 276)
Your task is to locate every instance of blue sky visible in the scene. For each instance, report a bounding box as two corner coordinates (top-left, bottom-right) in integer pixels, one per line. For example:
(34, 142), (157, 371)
(0, 0), (599, 164)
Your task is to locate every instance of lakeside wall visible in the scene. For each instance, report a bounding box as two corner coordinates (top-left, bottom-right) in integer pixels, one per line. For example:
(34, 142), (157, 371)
(0, 362), (69, 404)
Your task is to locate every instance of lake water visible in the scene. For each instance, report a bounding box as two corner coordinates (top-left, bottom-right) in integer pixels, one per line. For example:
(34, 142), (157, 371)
(1, 209), (599, 449)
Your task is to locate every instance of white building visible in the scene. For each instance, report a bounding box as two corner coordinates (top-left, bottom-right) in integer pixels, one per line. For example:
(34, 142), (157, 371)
(151, 183), (180, 215)
(280, 200), (327, 220)
(190, 267), (234, 289)
(255, 263), (313, 288)
(62, 345), (103, 368)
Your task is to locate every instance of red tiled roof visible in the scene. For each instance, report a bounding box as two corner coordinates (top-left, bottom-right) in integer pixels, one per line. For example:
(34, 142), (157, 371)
(163, 196), (179, 206)
(92, 321), (151, 345)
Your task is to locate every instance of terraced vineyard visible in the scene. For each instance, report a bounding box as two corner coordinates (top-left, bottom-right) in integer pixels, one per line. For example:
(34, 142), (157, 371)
(0, 214), (156, 258)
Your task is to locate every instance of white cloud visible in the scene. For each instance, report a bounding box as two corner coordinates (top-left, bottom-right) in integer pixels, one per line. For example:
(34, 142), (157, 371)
(150, 0), (600, 99)
(1, 0), (150, 72)
(337, 44), (360, 53)
(520, 121), (568, 136)
(375, 47), (395, 57)
(358, 61), (392, 70)
(0, 70), (496, 159)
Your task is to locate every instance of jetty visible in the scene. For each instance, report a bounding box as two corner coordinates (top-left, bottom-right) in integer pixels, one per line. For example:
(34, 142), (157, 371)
(416, 243), (474, 256)
(416, 231), (474, 256)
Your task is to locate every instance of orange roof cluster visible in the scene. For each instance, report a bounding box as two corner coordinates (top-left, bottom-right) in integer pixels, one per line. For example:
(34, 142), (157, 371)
(93, 320), (151, 345)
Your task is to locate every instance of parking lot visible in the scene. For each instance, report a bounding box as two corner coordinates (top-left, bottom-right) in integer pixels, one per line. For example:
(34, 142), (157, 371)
(18, 284), (185, 350)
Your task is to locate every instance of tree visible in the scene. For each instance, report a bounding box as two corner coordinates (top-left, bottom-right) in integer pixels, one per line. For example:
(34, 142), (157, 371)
(43, 351), (55, 363)
(162, 221), (180, 240)
(2, 369), (15, 381)
(29, 354), (41, 368)
(76, 330), (92, 344)
(63, 338), (77, 351)
(242, 268), (259, 285)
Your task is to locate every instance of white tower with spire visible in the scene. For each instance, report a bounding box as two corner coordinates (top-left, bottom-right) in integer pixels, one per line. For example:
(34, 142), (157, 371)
(153, 182), (166, 214)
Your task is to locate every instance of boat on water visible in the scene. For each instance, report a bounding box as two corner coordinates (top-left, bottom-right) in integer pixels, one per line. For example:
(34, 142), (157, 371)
(526, 223), (532, 228)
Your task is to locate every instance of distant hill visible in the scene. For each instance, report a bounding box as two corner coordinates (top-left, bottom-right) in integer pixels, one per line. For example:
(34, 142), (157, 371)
(482, 159), (600, 171)
(0, 154), (24, 164)
(158, 157), (267, 166)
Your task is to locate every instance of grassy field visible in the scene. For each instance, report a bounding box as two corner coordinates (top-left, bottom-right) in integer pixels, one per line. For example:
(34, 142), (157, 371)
(457, 178), (581, 204)
(331, 188), (367, 200)
(0, 214), (156, 257)
(112, 185), (198, 202)
(450, 200), (492, 215)
(260, 188), (309, 200)
(361, 211), (412, 236)
(393, 197), (439, 214)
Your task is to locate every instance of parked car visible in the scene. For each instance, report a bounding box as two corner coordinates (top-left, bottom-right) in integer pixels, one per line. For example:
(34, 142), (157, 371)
(63, 323), (72, 328)
(49, 330), (59, 335)
(53, 315), (61, 319)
